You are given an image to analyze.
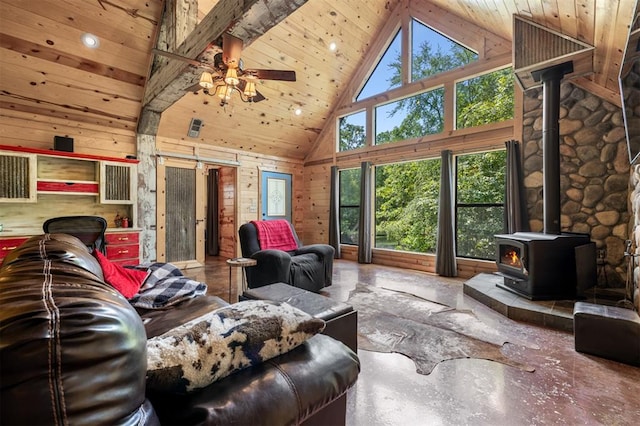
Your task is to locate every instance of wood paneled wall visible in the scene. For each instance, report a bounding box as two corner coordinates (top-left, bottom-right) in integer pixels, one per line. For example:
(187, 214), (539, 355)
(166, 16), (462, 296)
(218, 165), (237, 259)
(155, 136), (306, 258)
(302, 163), (332, 244)
(0, 109), (137, 158)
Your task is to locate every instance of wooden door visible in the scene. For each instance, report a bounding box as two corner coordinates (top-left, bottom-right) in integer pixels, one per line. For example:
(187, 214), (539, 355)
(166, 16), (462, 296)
(261, 171), (292, 222)
(157, 158), (206, 268)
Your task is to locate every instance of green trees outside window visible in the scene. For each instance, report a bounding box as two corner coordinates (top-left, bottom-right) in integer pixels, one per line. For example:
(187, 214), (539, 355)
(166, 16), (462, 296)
(456, 151), (506, 259)
(339, 168), (361, 244)
(456, 69), (514, 129)
(375, 159), (441, 252)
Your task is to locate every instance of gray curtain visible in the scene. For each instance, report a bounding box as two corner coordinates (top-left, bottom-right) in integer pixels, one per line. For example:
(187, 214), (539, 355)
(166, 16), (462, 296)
(329, 165), (341, 258)
(358, 161), (372, 264)
(504, 140), (529, 233)
(436, 150), (457, 277)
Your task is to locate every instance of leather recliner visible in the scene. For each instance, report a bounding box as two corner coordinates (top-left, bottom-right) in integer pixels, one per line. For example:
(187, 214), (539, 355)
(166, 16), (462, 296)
(239, 220), (335, 292)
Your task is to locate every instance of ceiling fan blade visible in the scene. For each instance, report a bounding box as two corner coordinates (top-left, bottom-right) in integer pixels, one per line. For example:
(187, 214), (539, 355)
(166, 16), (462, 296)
(222, 33), (243, 68)
(252, 90), (266, 103)
(245, 69), (296, 81)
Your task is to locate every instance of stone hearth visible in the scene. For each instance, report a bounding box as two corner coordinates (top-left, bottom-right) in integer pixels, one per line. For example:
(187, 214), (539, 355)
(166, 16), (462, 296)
(464, 273), (627, 332)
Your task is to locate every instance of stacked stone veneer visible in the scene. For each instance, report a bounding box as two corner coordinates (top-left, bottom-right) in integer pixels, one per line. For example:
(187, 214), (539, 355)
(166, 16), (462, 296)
(626, 60), (640, 312)
(522, 82), (629, 287)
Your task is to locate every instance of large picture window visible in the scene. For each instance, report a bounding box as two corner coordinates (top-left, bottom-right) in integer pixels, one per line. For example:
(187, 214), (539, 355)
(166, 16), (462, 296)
(375, 158), (441, 252)
(455, 151), (506, 260)
(332, 12), (514, 267)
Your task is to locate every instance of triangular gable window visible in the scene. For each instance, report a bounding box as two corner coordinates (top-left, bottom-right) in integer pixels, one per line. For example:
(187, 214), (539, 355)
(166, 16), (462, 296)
(356, 29), (402, 101)
(355, 20), (477, 102)
(411, 18), (477, 82)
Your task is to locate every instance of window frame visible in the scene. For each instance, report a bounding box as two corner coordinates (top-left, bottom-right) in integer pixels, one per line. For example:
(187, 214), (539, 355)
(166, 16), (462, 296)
(454, 150), (506, 261)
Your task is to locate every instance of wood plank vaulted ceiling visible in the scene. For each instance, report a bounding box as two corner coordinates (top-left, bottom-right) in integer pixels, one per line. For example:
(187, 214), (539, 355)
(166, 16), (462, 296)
(0, 0), (637, 161)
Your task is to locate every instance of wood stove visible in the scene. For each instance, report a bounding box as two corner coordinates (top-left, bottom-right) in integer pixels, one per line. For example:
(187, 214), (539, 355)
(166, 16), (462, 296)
(495, 232), (591, 300)
(495, 61), (596, 300)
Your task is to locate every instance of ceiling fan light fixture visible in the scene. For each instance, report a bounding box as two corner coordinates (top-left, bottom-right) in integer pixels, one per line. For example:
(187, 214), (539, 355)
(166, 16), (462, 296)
(199, 72), (215, 89)
(217, 85), (233, 100)
(243, 81), (257, 99)
(224, 67), (240, 86)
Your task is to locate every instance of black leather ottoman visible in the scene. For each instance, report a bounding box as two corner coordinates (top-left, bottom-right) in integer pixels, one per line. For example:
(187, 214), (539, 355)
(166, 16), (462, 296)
(243, 283), (357, 352)
(573, 301), (640, 366)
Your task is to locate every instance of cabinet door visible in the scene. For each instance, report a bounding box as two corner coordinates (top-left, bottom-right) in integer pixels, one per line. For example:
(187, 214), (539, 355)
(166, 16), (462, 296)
(0, 237), (29, 263)
(100, 161), (136, 204)
(0, 152), (37, 203)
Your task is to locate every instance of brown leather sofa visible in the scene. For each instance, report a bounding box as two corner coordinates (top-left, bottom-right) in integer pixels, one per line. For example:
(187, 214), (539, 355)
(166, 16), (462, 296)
(0, 233), (360, 425)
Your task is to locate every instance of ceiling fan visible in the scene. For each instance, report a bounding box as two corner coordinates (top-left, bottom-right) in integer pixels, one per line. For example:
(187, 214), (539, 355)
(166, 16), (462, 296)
(153, 33), (296, 106)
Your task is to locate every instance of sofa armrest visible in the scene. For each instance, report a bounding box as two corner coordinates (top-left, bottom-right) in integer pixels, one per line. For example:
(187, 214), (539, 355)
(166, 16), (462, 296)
(245, 249), (292, 288)
(295, 244), (335, 259)
(295, 244), (335, 285)
(146, 334), (360, 426)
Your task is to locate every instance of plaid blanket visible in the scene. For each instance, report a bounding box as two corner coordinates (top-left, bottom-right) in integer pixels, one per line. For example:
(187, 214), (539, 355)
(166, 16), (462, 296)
(129, 263), (207, 309)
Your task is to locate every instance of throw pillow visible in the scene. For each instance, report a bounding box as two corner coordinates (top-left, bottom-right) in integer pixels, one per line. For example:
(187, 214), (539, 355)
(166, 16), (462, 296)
(146, 300), (325, 393)
(93, 250), (149, 298)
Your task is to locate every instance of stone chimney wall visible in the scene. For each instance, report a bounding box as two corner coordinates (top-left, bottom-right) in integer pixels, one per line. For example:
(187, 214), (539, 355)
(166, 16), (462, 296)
(630, 166), (640, 311)
(522, 82), (629, 287)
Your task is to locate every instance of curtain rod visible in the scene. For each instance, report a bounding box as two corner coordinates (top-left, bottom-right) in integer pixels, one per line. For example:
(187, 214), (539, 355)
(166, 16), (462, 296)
(155, 151), (240, 167)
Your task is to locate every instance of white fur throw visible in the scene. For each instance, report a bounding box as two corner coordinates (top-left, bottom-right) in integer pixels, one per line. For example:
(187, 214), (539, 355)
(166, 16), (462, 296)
(146, 300), (325, 393)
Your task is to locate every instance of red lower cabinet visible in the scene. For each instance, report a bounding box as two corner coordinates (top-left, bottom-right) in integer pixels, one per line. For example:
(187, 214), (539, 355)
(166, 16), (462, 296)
(105, 231), (140, 266)
(0, 237), (29, 265)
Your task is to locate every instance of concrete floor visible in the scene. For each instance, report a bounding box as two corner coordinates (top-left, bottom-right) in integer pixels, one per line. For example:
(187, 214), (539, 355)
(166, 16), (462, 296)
(191, 257), (639, 426)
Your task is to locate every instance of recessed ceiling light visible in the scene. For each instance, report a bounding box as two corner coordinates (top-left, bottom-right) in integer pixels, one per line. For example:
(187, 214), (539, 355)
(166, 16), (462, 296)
(81, 33), (100, 49)
(329, 42), (337, 51)
(294, 108), (302, 116)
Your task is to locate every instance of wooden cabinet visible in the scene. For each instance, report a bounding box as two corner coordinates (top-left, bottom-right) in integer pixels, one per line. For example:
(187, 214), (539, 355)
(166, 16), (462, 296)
(0, 145), (137, 204)
(0, 152), (37, 202)
(100, 161), (136, 204)
(0, 237), (29, 264)
(105, 231), (140, 266)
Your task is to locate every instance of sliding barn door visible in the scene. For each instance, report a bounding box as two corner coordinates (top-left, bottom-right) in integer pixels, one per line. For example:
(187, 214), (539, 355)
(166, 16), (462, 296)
(157, 158), (206, 268)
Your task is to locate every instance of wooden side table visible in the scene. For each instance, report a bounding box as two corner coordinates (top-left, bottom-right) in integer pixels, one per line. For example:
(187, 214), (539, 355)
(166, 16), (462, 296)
(226, 257), (257, 302)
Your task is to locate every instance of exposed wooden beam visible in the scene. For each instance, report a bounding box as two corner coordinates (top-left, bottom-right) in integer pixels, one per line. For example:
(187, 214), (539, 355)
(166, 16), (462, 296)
(572, 76), (622, 108)
(0, 32), (145, 86)
(141, 0), (308, 114)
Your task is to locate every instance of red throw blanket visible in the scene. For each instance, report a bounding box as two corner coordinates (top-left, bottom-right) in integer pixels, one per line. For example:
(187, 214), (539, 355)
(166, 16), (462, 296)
(251, 220), (298, 251)
(93, 250), (149, 299)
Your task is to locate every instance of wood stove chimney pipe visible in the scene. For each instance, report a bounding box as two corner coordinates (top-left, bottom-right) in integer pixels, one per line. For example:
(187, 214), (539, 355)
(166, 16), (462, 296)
(532, 61), (573, 235)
